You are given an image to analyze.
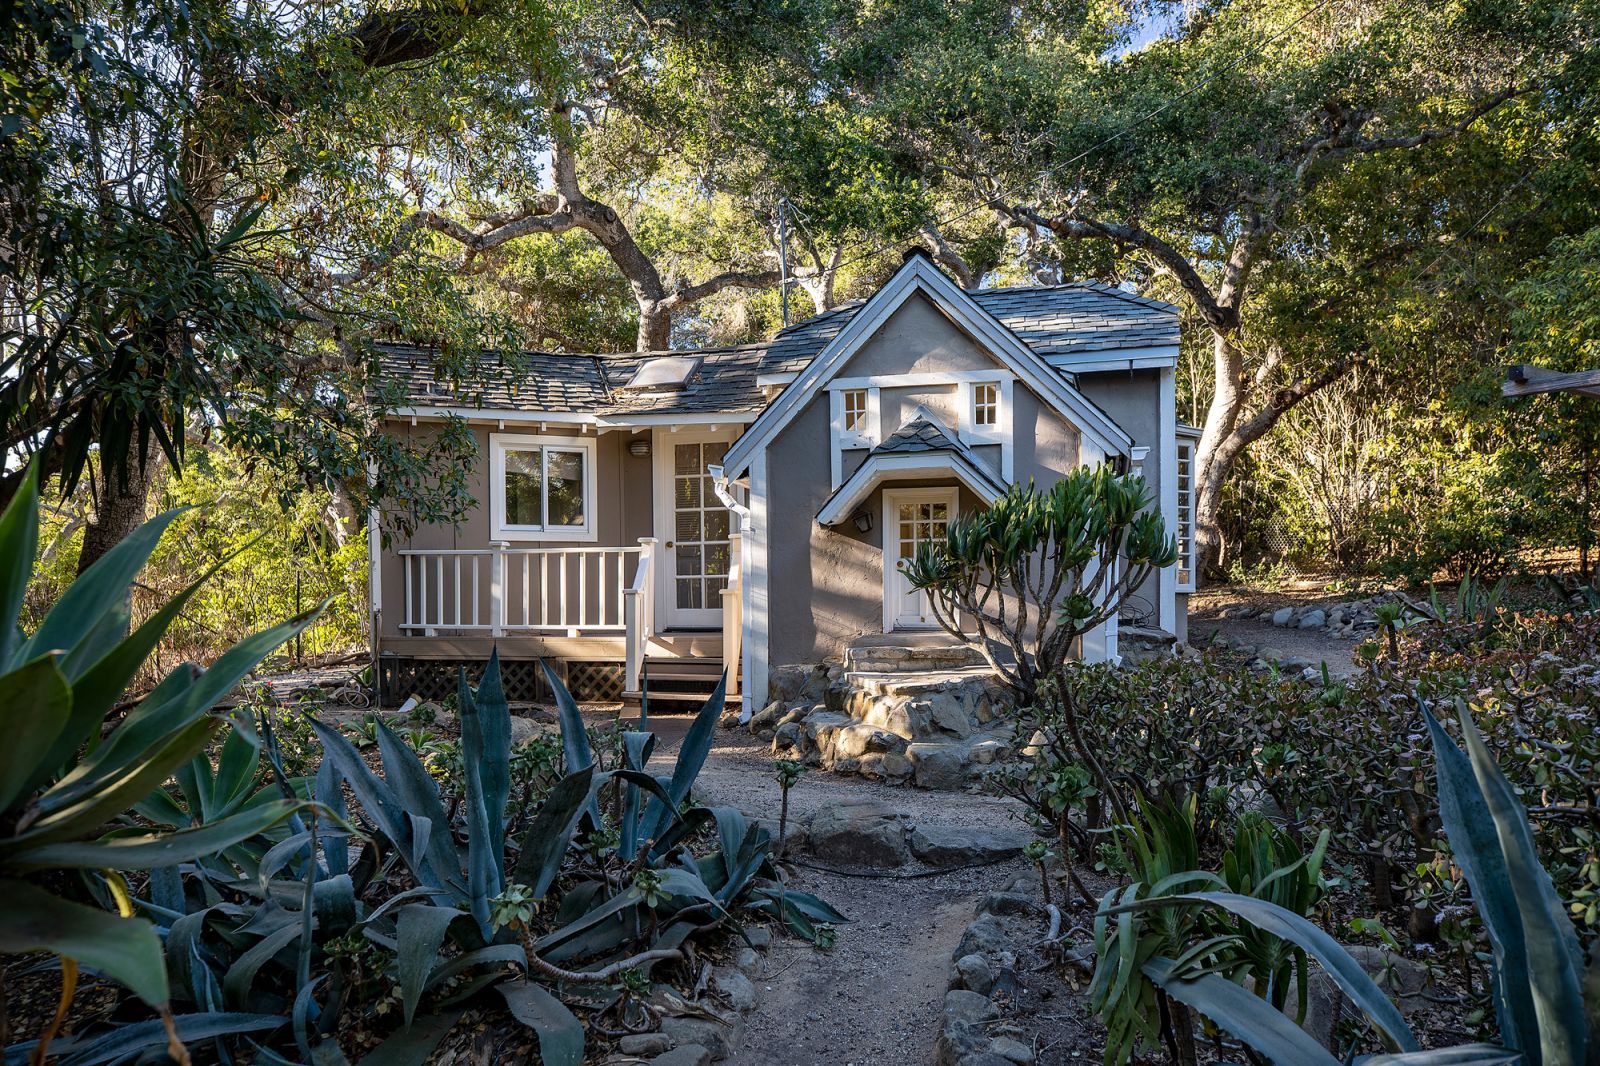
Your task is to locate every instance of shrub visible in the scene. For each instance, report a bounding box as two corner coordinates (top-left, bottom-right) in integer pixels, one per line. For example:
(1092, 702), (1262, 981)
(1021, 604), (1600, 1033)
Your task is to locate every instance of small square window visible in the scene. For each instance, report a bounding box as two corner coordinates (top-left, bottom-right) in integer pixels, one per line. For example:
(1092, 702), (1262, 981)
(842, 389), (869, 431)
(973, 382), (999, 426)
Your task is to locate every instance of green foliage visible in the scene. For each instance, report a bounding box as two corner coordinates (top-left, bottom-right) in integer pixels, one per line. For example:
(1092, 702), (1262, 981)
(0, 463), (321, 1045)
(28, 452), (368, 678)
(1050, 604), (1600, 1050)
(1116, 703), (1592, 1066)
(91, 656), (842, 1061)
(904, 466), (1176, 701)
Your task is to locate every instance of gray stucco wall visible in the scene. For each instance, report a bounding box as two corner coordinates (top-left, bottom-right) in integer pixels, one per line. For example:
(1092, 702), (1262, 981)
(765, 294), (1106, 664)
(1075, 369), (1166, 616)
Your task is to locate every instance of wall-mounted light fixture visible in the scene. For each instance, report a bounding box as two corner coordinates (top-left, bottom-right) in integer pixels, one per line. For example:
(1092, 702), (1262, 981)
(850, 508), (874, 533)
(628, 439), (651, 457)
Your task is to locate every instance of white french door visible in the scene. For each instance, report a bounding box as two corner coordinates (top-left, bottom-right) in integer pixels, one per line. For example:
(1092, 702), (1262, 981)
(654, 431), (735, 628)
(883, 487), (957, 630)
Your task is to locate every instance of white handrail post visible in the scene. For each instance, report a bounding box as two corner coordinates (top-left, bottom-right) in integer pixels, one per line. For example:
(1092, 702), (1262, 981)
(624, 537), (657, 697)
(491, 541), (508, 637)
(638, 537), (658, 641)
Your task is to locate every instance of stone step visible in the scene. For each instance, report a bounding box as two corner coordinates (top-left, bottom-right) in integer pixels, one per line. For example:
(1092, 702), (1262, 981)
(841, 640), (987, 674)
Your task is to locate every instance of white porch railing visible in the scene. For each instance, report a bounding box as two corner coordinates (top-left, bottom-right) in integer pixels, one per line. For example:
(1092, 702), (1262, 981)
(399, 543), (646, 637)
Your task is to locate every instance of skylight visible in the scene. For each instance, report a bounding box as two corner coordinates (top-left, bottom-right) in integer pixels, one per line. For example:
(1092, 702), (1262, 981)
(625, 356), (700, 391)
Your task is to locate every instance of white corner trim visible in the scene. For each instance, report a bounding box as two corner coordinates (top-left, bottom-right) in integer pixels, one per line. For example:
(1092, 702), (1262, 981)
(1157, 366), (1180, 626)
(721, 255), (1132, 481)
(745, 451), (770, 715)
(487, 432), (599, 542)
(818, 451), (1006, 527)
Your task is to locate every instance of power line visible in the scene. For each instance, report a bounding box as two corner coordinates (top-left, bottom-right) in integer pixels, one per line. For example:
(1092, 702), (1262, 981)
(823, 0), (1338, 276)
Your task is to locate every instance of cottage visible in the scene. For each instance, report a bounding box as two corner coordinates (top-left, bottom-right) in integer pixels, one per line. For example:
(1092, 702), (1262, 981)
(370, 250), (1197, 712)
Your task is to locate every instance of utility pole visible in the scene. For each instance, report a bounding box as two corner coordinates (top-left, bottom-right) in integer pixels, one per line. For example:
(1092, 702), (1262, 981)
(777, 197), (791, 328)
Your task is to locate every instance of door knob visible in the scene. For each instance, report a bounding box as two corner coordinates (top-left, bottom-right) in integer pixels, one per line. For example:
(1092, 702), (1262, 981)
(666, 541), (674, 549)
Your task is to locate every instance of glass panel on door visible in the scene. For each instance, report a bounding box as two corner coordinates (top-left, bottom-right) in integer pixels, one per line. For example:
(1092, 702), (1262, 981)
(672, 441), (731, 615)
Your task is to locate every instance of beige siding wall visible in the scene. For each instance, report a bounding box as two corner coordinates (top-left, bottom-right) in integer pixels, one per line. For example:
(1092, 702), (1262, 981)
(376, 420), (653, 642)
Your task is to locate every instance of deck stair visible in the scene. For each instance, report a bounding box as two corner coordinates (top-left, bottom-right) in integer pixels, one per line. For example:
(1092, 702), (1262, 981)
(639, 657), (730, 713)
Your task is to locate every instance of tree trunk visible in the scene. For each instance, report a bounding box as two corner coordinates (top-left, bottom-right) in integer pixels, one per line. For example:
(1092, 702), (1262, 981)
(1192, 327), (1245, 577)
(78, 458), (158, 575)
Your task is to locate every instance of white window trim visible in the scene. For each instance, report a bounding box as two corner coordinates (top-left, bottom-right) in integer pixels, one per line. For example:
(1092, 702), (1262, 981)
(1174, 432), (1197, 593)
(828, 385), (880, 488)
(954, 376), (1014, 482)
(488, 432), (599, 542)
(957, 377), (1011, 446)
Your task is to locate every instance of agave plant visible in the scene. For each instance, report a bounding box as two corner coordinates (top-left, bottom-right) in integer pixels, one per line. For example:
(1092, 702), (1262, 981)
(0, 464), (323, 1059)
(108, 652), (842, 1064)
(1109, 699), (1592, 1065)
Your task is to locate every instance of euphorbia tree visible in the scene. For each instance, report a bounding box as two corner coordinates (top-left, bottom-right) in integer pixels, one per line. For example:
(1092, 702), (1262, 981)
(903, 465), (1176, 704)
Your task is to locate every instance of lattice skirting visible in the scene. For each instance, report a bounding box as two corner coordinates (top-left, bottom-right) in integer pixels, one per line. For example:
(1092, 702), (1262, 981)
(378, 657), (623, 705)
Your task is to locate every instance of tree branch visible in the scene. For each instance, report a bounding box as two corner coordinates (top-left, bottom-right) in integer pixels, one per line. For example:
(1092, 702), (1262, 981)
(1011, 206), (1235, 329)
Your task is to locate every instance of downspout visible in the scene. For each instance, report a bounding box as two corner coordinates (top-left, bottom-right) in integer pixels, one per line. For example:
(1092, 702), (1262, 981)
(709, 464), (755, 722)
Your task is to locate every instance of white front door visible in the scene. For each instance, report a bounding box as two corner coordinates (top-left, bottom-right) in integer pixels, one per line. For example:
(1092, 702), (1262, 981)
(883, 487), (957, 630)
(655, 431), (735, 629)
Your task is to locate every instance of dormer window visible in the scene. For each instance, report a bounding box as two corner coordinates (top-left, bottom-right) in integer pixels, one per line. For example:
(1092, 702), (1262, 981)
(973, 382), (999, 426)
(832, 386), (879, 451)
(842, 389), (869, 432)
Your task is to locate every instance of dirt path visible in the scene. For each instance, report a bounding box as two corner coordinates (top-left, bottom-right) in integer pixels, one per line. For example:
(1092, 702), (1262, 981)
(686, 730), (1034, 1065)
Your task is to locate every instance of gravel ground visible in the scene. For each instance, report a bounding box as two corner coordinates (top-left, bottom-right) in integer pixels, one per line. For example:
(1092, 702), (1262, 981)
(675, 728), (1041, 1065)
(1188, 587), (1366, 678)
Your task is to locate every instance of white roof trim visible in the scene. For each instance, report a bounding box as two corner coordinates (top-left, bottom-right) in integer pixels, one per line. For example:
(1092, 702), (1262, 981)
(724, 254), (1132, 479)
(817, 451), (1007, 526)
(1047, 346), (1179, 373)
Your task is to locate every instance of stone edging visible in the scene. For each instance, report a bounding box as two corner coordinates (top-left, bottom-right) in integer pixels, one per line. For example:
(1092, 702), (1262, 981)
(936, 875), (1048, 1066)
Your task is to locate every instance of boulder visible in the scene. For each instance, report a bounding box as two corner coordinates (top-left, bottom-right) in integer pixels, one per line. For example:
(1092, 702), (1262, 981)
(944, 989), (1000, 1027)
(805, 798), (909, 867)
(952, 953), (995, 996)
(1298, 609), (1327, 629)
(907, 743), (968, 790)
(989, 1036), (1036, 1064)
(935, 1021), (991, 1066)
(660, 1016), (743, 1061)
(747, 700), (783, 734)
(711, 968), (757, 1011)
(974, 892), (1047, 919)
(620, 1033), (674, 1055)
(927, 691), (975, 738)
(955, 914), (1013, 960)
(1271, 607), (1295, 626)
(911, 825), (1028, 867)
(834, 722), (907, 759)
(968, 738), (1008, 765)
